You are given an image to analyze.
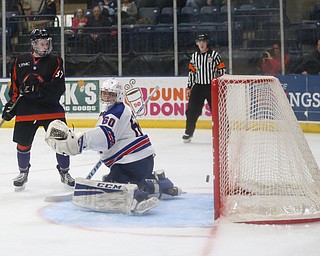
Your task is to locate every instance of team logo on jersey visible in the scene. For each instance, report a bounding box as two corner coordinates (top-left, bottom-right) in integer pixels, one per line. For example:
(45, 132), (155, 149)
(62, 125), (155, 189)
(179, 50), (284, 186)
(18, 62), (31, 68)
(207, 57), (213, 63)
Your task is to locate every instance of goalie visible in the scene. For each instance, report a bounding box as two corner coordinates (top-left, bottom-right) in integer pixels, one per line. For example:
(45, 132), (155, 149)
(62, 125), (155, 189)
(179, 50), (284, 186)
(45, 78), (182, 215)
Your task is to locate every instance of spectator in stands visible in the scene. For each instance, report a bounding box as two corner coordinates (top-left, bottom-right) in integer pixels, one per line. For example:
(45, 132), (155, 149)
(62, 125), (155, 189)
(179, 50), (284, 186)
(16, 0), (32, 17)
(292, 39), (320, 75)
(66, 8), (88, 34)
(72, 8), (89, 32)
(85, 6), (111, 54)
(261, 42), (290, 74)
(99, 0), (117, 24)
(29, 0), (57, 29)
(121, 0), (138, 25)
(65, 8), (89, 53)
(37, 0), (56, 21)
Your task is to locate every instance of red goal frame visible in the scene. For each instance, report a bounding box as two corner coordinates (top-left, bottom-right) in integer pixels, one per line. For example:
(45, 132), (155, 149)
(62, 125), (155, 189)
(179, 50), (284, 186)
(211, 75), (320, 224)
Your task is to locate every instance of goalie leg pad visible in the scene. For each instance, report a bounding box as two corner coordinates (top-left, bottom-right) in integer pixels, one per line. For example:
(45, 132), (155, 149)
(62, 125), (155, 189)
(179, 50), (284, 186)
(72, 178), (159, 215)
(72, 178), (136, 214)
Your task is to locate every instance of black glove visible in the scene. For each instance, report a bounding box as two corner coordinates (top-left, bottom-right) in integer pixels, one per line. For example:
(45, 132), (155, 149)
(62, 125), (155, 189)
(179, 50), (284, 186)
(2, 102), (16, 121)
(20, 74), (43, 95)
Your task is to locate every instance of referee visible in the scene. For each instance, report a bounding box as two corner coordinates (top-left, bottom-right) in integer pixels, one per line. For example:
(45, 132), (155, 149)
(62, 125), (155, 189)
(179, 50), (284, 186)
(182, 33), (226, 143)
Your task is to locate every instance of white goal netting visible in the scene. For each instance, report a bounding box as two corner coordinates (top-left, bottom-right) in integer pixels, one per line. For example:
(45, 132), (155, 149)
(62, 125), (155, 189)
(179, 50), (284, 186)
(212, 75), (320, 223)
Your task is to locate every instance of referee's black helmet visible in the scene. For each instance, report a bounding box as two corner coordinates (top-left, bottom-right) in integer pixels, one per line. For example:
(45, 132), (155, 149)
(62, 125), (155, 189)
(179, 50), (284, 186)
(196, 33), (209, 42)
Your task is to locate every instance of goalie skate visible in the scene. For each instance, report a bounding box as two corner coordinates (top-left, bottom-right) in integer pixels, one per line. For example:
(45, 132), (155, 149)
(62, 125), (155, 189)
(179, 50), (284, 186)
(13, 172), (28, 192)
(162, 187), (183, 199)
(148, 186), (184, 200)
(132, 197), (160, 215)
(151, 169), (184, 199)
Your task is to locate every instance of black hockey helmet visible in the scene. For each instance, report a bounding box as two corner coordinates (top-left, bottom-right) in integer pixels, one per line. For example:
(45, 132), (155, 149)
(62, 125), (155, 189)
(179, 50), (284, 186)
(30, 29), (51, 41)
(196, 33), (209, 42)
(30, 29), (53, 57)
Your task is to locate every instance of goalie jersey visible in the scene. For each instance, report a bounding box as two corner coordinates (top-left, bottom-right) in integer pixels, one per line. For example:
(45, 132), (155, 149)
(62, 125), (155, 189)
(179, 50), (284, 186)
(82, 102), (155, 167)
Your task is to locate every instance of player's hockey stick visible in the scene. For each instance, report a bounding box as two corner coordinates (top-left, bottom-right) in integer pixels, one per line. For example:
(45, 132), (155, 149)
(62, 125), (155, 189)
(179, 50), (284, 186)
(44, 86), (160, 202)
(44, 160), (103, 202)
(0, 95), (23, 128)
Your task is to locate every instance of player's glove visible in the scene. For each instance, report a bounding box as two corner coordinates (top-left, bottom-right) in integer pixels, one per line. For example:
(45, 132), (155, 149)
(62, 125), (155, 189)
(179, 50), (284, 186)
(20, 74), (43, 96)
(2, 102), (16, 121)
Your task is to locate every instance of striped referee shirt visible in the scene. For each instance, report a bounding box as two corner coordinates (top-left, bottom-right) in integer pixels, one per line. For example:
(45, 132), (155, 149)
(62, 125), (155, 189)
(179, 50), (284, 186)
(187, 49), (226, 89)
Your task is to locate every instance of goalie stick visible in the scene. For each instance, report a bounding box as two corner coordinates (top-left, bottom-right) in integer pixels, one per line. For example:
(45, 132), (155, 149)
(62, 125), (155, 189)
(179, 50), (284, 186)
(44, 161), (103, 202)
(44, 86), (160, 202)
(0, 95), (23, 128)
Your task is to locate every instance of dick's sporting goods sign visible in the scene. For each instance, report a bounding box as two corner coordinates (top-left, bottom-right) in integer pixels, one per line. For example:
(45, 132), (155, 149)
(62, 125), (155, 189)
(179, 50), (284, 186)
(0, 79), (100, 114)
(1, 76), (320, 122)
(62, 80), (99, 113)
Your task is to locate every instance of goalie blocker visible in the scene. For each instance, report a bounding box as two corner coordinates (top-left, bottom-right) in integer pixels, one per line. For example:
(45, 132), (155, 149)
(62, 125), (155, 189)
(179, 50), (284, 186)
(73, 178), (160, 215)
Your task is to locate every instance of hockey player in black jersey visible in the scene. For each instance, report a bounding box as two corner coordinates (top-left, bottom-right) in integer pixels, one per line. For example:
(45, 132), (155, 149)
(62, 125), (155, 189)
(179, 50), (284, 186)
(1, 29), (75, 191)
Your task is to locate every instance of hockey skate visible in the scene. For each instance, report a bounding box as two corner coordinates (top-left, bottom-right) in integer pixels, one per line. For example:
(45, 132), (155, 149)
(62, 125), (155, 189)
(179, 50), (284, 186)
(163, 187), (183, 197)
(151, 170), (184, 199)
(13, 164), (30, 192)
(132, 197), (160, 215)
(57, 165), (75, 187)
(182, 133), (193, 143)
(13, 172), (29, 192)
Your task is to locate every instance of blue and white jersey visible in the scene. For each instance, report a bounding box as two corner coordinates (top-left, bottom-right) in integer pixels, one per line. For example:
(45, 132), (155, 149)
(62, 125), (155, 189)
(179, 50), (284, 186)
(82, 103), (155, 167)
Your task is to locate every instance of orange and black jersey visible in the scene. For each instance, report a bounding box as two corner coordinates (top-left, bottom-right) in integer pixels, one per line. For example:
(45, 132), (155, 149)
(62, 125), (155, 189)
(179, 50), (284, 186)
(187, 49), (226, 89)
(9, 52), (66, 122)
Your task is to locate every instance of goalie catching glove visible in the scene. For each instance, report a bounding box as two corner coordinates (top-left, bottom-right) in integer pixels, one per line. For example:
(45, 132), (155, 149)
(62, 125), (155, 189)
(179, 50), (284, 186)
(45, 120), (85, 156)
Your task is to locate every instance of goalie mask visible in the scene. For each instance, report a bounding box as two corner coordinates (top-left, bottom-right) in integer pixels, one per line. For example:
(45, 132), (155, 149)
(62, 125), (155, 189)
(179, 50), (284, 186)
(100, 78), (125, 111)
(30, 29), (53, 57)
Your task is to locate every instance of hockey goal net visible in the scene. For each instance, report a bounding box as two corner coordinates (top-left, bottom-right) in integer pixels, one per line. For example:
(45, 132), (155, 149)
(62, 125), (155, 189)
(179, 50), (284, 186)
(212, 74), (320, 224)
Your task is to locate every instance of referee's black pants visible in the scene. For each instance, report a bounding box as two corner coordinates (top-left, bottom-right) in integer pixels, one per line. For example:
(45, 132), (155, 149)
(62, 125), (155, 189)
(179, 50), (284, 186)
(185, 84), (212, 136)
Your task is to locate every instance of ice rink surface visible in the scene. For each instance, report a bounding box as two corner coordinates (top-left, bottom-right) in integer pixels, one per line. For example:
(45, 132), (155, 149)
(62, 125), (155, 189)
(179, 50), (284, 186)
(1, 127), (320, 256)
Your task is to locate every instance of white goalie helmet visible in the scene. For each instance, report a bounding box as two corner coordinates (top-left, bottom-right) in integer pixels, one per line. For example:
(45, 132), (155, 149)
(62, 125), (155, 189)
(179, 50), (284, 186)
(100, 78), (125, 111)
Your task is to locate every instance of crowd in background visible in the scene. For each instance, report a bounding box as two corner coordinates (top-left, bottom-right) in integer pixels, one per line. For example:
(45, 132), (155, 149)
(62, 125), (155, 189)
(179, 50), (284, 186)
(6, 0), (320, 76)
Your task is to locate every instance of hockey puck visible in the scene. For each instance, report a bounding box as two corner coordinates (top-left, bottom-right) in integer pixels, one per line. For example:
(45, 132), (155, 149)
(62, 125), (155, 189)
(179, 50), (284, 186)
(206, 175), (210, 182)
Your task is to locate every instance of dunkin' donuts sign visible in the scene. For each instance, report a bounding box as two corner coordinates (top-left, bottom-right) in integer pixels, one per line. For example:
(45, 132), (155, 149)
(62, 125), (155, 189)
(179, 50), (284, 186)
(121, 77), (210, 120)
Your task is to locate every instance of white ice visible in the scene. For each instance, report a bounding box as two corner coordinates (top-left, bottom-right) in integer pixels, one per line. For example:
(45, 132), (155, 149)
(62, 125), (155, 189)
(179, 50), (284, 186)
(1, 128), (320, 256)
